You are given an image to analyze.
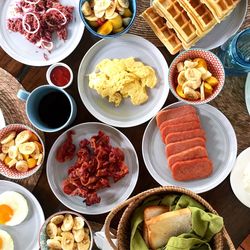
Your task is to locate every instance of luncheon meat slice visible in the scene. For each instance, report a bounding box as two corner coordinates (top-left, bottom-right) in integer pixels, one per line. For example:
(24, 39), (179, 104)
(168, 146), (208, 169)
(165, 129), (206, 144)
(156, 105), (196, 127)
(165, 137), (206, 157)
(161, 121), (201, 141)
(171, 157), (213, 181)
(159, 113), (200, 130)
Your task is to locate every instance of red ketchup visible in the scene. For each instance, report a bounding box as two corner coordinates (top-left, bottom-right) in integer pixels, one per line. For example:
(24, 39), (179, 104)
(50, 66), (71, 87)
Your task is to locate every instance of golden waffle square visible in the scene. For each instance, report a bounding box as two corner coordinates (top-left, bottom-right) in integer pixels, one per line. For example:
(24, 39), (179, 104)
(153, 0), (199, 49)
(141, 7), (183, 55)
(178, 0), (218, 37)
(200, 0), (240, 22)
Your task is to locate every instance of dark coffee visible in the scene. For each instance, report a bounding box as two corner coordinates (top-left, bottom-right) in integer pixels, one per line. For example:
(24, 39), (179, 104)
(38, 91), (71, 128)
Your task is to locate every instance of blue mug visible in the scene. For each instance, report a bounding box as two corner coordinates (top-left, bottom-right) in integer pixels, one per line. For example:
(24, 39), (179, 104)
(17, 85), (77, 133)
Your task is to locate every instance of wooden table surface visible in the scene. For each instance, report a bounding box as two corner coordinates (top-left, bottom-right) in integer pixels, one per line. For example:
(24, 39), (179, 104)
(0, 26), (250, 249)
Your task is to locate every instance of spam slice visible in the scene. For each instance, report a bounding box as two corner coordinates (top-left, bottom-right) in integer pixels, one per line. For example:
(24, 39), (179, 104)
(156, 105), (196, 127)
(165, 129), (206, 144)
(168, 146), (208, 168)
(172, 157), (213, 181)
(165, 137), (206, 157)
(161, 121), (201, 141)
(159, 113), (200, 130)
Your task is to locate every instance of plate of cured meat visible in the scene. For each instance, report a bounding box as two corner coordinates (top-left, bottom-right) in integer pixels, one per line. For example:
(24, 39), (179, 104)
(142, 102), (237, 193)
(0, 0), (84, 66)
(46, 122), (139, 214)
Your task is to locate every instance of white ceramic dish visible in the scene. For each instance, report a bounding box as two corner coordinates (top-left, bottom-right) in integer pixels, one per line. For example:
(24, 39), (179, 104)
(142, 102), (237, 193)
(77, 34), (169, 128)
(230, 147), (250, 208)
(245, 73), (250, 115)
(47, 122), (139, 214)
(0, 180), (45, 250)
(0, 108), (5, 129)
(0, 0), (84, 66)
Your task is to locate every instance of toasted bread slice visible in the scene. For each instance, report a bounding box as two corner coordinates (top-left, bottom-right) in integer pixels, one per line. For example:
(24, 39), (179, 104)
(147, 208), (192, 249)
(143, 206), (169, 246)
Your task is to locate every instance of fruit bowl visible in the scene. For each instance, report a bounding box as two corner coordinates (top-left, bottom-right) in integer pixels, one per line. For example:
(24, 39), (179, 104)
(168, 49), (225, 105)
(79, 0), (136, 38)
(0, 124), (45, 179)
(39, 211), (93, 250)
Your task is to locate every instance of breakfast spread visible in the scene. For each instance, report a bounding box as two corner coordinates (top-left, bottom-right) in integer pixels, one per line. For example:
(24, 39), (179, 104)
(0, 130), (43, 172)
(7, 0), (74, 51)
(81, 0), (133, 35)
(45, 213), (91, 250)
(175, 58), (219, 100)
(88, 57), (157, 106)
(156, 105), (213, 181)
(141, 0), (240, 54)
(0, 229), (14, 250)
(62, 131), (129, 205)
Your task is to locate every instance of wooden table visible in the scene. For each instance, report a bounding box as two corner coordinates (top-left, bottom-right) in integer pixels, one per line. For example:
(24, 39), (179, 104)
(0, 28), (250, 249)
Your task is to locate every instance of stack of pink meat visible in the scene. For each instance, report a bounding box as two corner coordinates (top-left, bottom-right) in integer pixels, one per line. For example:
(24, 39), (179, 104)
(156, 105), (213, 181)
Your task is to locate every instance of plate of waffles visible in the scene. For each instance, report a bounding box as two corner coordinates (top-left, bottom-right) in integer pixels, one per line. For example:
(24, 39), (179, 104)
(144, 0), (247, 54)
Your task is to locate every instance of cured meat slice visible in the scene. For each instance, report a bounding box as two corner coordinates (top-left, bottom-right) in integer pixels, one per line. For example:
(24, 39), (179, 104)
(168, 146), (208, 169)
(165, 129), (206, 144)
(156, 105), (196, 127)
(161, 121), (201, 141)
(159, 113), (199, 130)
(165, 137), (206, 157)
(171, 158), (213, 181)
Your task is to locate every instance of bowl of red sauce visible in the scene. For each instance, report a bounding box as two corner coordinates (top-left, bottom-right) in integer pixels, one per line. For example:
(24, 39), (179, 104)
(46, 62), (73, 89)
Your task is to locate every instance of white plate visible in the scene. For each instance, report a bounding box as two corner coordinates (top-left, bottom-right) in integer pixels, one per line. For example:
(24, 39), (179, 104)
(142, 102), (237, 193)
(0, 0), (84, 66)
(245, 73), (250, 115)
(230, 147), (250, 208)
(47, 122), (139, 214)
(77, 34), (169, 128)
(0, 108), (5, 129)
(0, 180), (45, 250)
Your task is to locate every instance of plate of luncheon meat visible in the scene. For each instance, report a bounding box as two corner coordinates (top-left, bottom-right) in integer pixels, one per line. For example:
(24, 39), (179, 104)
(142, 102), (237, 193)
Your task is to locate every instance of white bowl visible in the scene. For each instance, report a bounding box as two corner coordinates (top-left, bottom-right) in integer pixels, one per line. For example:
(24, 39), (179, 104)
(46, 62), (73, 89)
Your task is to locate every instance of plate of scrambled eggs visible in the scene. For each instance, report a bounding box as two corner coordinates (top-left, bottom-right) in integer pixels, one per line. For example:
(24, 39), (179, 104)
(77, 34), (169, 127)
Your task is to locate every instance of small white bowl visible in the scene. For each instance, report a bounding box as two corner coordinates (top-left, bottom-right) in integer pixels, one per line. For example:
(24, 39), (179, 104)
(46, 62), (73, 89)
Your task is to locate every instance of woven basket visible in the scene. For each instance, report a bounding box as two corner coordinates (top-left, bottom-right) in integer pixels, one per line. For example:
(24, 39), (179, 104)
(105, 186), (235, 250)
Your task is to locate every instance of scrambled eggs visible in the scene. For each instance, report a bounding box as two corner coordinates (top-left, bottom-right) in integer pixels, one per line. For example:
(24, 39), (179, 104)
(89, 57), (157, 106)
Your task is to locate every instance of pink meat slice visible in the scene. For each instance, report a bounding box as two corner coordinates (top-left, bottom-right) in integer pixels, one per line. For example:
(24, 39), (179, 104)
(165, 129), (206, 144)
(171, 157), (213, 181)
(159, 113), (199, 130)
(165, 137), (206, 157)
(168, 146), (208, 169)
(156, 105), (196, 127)
(161, 121), (201, 141)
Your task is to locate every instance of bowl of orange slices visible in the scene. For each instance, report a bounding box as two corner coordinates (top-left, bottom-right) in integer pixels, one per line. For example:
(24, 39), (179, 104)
(168, 49), (225, 105)
(0, 124), (44, 179)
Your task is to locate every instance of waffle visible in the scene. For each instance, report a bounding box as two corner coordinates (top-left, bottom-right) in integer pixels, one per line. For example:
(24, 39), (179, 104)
(153, 0), (200, 49)
(141, 7), (183, 55)
(179, 0), (218, 37)
(200, 0), (240, 22)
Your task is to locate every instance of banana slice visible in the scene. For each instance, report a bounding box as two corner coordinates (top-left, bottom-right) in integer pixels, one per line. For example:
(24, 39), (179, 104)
(18, 142), (36, 155)
(105, 0), (117, 18)
(183, 86), (200, 100)
(200, 82), (205, 101)
(184, 68), (202, 81)
(182, 79), (201, 90)
(73, 217), (85, 230)
(177, 62), (184, 72)
(6, 158), (17, 168)
(201, 70), (212, 81)
(105, 11), (118, 19)
(184, 60), (198, 69)
(31, 143), (40, 159)
(118, 0), (129, 8)
(15, 130), (32, 145)
(1, 140), (15, 154)
(61, 214), (74, 232)
(37, 153), (43, 166)
(81, 1), (93, 16)
(85, 14), (98, 21)
(0, 131), (16, 144)
(15, 160), (28, 172)
(61, 232), (74, 250)
(77, 233), (90, 250)
(73, 228), (85, 243)
(8, 145), (18, 159)
(122, 17), (131, 26)
(94, 9), (105, 18)
(177, 71), (186, 86)
(57, 227), (62, 236)
(54, 236), (62, 242)
(17, 153), (23, 160)
(51, 215), (65, 225)
(47, 239), (61, 250)
(0, 153), (6, 161)
(94, 0), (111, 12)
(46, 222), (58, 239)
